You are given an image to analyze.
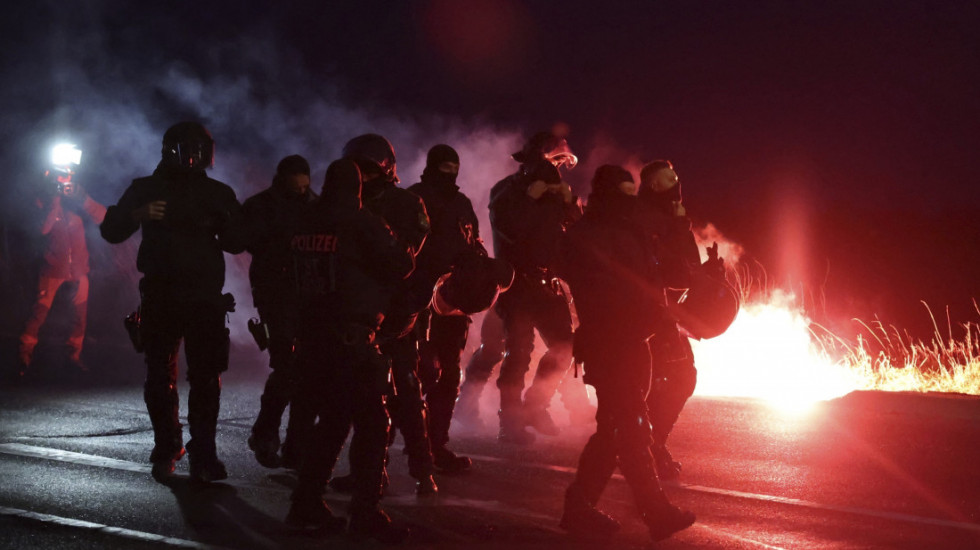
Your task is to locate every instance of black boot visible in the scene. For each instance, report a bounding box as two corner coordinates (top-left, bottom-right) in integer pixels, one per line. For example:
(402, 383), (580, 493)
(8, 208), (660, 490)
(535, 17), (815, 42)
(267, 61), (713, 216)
(652, 441), (682, 481)
(432, 445), (472, 473)
(523, 405), (560, 436)
(498, 389), (535, 445)
(414, 474), (439, 496)
(146, 386), (184, 484)
(349, 506), (410, 545)
(559, 483), (620, 540)
(498, 410), (536, 445)
(641, 500), (695, 542)
(189, 455), (228, 483)
(150, 446), (185, 484)
(247, 431), (281, 469)
(286, 494), (347, 534)
(187, 375), (226, 483)
(453, 382), (485, 430)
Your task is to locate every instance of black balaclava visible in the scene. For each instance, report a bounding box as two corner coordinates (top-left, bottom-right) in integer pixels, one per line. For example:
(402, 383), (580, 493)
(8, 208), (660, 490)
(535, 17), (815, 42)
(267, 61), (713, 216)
(276, 154), (310, 179)
(318, 158), (362, 216)
(590, 164), (632, 197)
(273, 154), (311, 196)
(421, 144), (460, 193)
(588, 164), (635, 215)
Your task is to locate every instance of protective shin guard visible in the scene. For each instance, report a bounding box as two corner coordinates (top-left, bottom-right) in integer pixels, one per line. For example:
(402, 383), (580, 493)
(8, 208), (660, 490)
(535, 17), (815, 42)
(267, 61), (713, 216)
(187, 375), (221, 459)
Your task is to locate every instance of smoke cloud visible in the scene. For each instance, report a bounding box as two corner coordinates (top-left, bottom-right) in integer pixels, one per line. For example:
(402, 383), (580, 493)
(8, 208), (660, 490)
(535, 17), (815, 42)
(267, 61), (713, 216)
(693, 222), (745, 266)
(0, 2), (748, 388)
(0, 2), (526, 370)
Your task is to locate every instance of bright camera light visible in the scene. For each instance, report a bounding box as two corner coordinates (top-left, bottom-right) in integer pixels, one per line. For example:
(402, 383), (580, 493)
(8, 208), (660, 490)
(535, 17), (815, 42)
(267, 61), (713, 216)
(51, 143), (82, 167)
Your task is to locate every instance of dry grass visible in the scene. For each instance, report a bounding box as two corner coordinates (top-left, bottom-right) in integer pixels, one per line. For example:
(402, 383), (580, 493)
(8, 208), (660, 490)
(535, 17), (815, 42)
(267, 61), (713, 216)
(825, 302), (980, 395)
(727, 262), (980, 396)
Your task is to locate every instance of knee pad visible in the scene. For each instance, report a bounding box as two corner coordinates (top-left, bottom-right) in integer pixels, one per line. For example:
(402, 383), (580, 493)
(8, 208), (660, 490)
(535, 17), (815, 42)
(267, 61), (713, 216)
(613, 413), (654, 454)
(362, 402), (390, 435)
(185, 325), (230, 376)
(144, 380), (176, 403)
(392, 389), (427, 419)
(186, 370), (221, 395)
(675, 367), (697, 399)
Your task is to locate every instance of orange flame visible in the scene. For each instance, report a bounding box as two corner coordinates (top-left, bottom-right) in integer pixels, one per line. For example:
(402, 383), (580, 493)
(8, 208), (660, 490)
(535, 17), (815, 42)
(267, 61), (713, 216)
(690, 228), (980, 412)
(691, 290), (860, 411)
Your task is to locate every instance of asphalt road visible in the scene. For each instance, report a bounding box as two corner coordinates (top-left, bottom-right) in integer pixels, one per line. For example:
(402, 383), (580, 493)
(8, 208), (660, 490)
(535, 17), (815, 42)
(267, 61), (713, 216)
(1, 360), (979, 549)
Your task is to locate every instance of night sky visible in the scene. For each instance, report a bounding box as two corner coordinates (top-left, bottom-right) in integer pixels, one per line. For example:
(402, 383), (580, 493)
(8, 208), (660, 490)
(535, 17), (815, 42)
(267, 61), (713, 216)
(2, 0), (979, 339)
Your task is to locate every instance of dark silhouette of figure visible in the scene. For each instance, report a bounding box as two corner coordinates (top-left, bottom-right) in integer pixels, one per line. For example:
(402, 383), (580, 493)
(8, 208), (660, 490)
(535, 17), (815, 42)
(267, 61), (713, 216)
(100, 121), (248, 484)
(285, 157), (413, 544)
(638, 160), (702, 481)
(488, 151), (582, 445)
(244, 154), (318, 469)
(453, 308), (505, 430)
(558, 165), (695, 543)
(324, 133), (441, 497)
(408, 144), (485, 472)
(455, 307), (596, 431)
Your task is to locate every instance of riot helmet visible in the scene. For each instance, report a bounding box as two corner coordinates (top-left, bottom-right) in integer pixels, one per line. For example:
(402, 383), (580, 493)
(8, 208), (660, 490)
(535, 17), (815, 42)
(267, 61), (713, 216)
(162, 121), (215, 170)
(431, 253), (515, 316)
(668, 264), (739, 340)
(341, 133), (398, 183)
(512, 131), (578, 169)
(519, 158), (562, 186)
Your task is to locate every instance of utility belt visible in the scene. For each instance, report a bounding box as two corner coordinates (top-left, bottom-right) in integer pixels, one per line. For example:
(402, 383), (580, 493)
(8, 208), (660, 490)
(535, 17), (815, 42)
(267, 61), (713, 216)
(125, 278), (236, 353)
(297, 320), (378, 348)
(518, 268), (564, 297)
(297, 321), (389, 394)
(332, 322), (377, 347)
(139, 277), (236, 308)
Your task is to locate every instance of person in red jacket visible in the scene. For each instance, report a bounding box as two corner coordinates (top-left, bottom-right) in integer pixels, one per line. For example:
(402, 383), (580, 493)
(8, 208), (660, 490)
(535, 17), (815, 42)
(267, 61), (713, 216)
(18, 163), (106, 374)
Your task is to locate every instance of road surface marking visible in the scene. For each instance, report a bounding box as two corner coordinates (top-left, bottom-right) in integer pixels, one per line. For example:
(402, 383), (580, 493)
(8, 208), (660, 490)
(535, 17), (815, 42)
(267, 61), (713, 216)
(693, 524), (789, 549)
(4, 442), (979, 536)
(466, 450), (980, 534)
(0, 442), (150, 474)
(681, 482), (980, 534)
(0, 505), (231, 549)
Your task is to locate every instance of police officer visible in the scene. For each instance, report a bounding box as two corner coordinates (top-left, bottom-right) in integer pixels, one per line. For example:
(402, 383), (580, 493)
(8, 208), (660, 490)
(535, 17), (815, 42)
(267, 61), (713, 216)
(453, 308), (505, 430)
(638, 160), (703, 480)
(328, 134), (440, 495)
(244, 154), (318, 469)
(558, 165), (695, 543)
(286, 158), (413, 543)
(407, 144), (482, 472)
(488, 145), (582, 445)
(100, 121), (247, 483)
(456, 307), (595, 431)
